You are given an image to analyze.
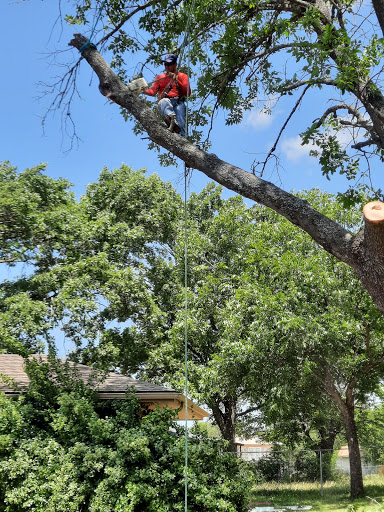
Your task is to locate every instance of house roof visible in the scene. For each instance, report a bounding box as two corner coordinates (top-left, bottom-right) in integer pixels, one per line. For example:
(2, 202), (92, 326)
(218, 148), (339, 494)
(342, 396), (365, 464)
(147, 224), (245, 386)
(338, 446), (350, 458)
(0, 354), (208, 421)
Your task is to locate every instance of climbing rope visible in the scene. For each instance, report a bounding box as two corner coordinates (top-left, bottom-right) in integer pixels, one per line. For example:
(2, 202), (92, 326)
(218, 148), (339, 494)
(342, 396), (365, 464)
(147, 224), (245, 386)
(183, 171), (189, 512)
(77, 2), (195, 509)
(79, 0), (108, 54)
(180, 1), (196, 511)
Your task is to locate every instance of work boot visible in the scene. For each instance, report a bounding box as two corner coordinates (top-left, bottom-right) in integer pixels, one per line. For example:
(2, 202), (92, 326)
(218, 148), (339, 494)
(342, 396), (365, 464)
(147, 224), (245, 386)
(164, 114), (181, 134)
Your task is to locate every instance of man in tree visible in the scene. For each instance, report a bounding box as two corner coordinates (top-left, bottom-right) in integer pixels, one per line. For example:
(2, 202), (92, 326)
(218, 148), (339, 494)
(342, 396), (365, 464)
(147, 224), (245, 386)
(63, 1), (384, 316)
(144, 54), (191, 137)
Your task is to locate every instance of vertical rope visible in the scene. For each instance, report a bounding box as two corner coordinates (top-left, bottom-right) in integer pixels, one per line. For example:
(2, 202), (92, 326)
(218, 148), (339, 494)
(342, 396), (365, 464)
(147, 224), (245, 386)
(184, 168), (189, 512)
(181, 2), (195, 509)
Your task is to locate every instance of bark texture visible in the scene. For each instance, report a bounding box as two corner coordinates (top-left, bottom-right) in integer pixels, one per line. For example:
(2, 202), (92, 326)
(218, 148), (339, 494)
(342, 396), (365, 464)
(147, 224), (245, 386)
(211, 399), (237, 452)
(352, 202), (384, 316)
(322, 369), (364, 499)
(69, 34), (384, 314)
(372, 0), (384, 38)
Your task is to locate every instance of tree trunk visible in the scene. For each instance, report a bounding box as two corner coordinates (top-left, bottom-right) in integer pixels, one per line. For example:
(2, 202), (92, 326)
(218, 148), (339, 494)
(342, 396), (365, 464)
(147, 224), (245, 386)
(211, 399), (237, 452)
(372, 0), (384, 37)
(68, 34), (384, 315)
(321, 370), (364, 499)
(342, 403), (364, 500)
(353, 202), (384, 316)
(315, 419), (341, 481)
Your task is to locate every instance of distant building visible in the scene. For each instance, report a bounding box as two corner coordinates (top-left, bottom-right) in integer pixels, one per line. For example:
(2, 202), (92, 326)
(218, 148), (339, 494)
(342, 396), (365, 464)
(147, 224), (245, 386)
(235, 436), (273, 461)
(335, 445), (379, 476)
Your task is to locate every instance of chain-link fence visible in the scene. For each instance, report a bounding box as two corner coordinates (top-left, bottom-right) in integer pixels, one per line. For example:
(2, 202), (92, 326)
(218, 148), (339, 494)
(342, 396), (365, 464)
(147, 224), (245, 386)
(236, 447), (384, 496)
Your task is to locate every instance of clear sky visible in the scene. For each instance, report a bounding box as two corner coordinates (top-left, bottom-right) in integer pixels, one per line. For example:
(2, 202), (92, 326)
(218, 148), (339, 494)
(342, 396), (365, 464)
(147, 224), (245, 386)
(1, 0), (355, 201)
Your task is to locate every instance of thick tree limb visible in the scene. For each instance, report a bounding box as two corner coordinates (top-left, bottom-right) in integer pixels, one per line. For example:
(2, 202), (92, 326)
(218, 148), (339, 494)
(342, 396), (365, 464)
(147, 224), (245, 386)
(351, 139), (380, 150)
(68, 33), (384, 314)
(351, 202), (384, 314)
(372, 0), (384, 38)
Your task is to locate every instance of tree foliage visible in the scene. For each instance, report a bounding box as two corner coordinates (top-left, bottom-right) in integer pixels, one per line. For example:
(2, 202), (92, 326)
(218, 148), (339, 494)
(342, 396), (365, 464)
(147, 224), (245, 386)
(0, 161), (180, 358)
(2, 163), (383, 498)
(356, 395), (384, 466)
(56, 1), (384, 317)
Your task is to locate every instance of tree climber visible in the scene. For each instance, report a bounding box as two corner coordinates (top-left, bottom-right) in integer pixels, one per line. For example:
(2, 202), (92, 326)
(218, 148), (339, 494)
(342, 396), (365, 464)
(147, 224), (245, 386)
(144, 54), (191, 137)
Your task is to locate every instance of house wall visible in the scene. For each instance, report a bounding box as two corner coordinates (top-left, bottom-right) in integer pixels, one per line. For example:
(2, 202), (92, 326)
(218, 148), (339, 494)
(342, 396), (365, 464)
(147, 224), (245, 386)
(335, 457), (380, 476)
(237, 444), (273, 461)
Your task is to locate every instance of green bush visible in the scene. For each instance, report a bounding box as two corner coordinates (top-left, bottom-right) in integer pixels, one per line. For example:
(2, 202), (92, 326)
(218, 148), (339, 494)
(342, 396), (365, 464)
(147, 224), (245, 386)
(253, 450), (289, 482)
(0, 358), (252, 511)
(252, 448), (335, 483)
(294, 451), (319, 481)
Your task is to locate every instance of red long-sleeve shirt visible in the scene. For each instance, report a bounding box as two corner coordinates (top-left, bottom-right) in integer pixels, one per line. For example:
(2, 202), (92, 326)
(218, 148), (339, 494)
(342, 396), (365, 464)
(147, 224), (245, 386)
(145, 72), (191, 99)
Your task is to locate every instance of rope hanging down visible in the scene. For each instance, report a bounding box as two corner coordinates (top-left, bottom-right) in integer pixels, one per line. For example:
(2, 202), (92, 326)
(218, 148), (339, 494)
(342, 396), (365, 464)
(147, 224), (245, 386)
(180, 1), (196, 510)
(77, 2), (195, 509)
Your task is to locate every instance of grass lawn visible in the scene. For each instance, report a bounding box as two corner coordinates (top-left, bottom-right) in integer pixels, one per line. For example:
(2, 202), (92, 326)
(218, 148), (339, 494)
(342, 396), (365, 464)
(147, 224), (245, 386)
(250, 475), (384, 511)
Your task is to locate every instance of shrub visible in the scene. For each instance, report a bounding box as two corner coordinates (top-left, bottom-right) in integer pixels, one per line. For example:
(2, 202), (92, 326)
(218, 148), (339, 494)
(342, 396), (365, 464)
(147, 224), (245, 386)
(0, 358), (252, 511)
(253, 450), (289, 482)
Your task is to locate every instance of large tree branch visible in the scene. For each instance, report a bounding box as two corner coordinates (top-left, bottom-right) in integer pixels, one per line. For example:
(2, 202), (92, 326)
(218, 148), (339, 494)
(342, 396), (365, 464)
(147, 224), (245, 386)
(68, 33), (384, 313)
(351, 139), (380, 150)
(371, 0), (384, 38)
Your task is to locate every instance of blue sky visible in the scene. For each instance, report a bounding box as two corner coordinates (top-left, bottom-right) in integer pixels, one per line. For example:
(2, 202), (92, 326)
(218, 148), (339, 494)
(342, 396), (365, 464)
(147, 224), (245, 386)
(1, 0), (355, 201)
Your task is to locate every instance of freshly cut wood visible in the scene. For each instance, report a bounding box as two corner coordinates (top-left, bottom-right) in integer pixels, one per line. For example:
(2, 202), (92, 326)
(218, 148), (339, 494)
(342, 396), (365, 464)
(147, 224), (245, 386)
(363, 201), (384, 224)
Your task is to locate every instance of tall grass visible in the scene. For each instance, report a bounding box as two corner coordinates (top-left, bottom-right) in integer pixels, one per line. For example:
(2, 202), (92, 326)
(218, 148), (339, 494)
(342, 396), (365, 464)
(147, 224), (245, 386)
(250, 475), (384, 511)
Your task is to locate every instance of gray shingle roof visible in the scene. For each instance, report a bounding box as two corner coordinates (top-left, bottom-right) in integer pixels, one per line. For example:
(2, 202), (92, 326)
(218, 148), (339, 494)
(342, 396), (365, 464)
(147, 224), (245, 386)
(0, 354), (178, 397)
(0, 354), (209, 420)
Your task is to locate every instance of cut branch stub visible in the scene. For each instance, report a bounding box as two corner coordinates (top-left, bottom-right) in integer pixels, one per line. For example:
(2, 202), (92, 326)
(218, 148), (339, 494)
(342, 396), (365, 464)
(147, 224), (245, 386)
(354, 201), (384, 314)
(363, 201), (384, 224)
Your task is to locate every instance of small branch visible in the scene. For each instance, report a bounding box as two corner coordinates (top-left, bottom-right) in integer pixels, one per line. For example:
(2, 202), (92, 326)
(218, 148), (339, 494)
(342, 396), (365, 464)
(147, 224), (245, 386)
(236, 406), (260, 418)
(351, 139), (380, 150)
(279, 78), (337, 94)
(259, 84), (310, 176)
(0, 258), (19, 265)
(99, 0), (155, 46)
(366, 496), (381, 507)
(312, 102), (372, 130)
(213, 43), (303, 83)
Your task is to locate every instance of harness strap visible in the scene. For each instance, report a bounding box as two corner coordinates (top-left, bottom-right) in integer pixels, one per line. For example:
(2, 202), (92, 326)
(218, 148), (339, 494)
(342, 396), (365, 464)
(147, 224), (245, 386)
(160, 75), (184, 100)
